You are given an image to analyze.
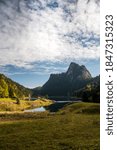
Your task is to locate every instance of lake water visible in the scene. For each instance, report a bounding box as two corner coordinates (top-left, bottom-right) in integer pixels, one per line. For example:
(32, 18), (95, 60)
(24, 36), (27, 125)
(25, 100), (82, 112)
(25, 107), (46, 112)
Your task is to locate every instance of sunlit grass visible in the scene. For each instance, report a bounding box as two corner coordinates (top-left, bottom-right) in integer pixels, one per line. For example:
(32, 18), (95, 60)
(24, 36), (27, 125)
(0, 98), (53, 112)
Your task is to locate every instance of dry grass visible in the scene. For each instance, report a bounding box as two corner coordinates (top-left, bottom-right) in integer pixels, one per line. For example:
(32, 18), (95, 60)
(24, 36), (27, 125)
(0, 98), (53, 112)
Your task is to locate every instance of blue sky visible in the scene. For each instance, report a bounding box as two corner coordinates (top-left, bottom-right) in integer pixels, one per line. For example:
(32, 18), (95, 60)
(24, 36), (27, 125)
(0, 0), (100, 88)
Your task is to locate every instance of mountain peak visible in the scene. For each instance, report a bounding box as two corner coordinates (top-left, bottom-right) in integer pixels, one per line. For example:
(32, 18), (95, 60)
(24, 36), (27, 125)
(70, 62), (80, 66)
(71, 62), (82, 67)
(66, 62), (92, 80)
(40, 62), (92, 96)
(67, 62), (80, 71)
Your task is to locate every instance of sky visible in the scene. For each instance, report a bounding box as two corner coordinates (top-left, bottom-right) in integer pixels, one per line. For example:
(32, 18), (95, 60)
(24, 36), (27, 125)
(0, 0), (100, 88)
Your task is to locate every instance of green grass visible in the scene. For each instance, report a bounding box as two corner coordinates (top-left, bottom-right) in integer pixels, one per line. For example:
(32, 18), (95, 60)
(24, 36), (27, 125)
(0, 102), (100, 150)
(0, 98), (16, 102)
(59, 102), (100, 114)
(0, 98), (53, 112)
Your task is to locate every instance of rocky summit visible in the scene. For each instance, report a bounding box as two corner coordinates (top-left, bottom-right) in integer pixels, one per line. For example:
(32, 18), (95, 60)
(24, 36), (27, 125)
(66, 62), (92, 80)
(40, 62), (92, 96)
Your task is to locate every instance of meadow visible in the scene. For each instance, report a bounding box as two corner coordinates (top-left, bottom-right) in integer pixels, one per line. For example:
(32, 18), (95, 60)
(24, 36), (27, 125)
(0, 102), (100, 150)
(0, 98), (53, 112)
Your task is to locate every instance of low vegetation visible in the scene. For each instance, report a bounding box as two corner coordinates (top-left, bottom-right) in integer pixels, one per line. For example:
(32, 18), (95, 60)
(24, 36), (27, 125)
(0, 102), (100, 150)
(0, 98), (53, 112)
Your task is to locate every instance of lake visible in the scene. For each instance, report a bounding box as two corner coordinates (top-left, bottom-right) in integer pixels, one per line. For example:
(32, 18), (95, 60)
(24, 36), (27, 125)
(25, 107), (46, 112)
(25, 100), (82, 112)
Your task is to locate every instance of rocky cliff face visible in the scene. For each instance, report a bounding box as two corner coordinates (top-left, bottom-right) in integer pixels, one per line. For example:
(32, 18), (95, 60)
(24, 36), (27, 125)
(40, 62), (92, 96)
(66, 62), (92, 80)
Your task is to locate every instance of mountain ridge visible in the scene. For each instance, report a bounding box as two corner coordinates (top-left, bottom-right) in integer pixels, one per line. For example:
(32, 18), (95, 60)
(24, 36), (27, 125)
(39, 62), (94, 96)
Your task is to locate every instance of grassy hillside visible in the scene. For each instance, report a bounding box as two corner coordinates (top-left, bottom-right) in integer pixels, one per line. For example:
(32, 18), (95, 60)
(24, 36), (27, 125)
(0, 102), (100, 150)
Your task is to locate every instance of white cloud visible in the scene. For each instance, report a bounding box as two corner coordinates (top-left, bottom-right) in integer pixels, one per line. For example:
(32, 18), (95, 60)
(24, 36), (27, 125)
(0, 0), (100, 68)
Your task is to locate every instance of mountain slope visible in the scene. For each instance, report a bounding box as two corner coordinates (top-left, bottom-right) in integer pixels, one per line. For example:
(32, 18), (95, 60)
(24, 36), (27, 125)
(40, 62), (93, 96)
(74, 75), (100, 103)
(0, 73), (31, 98)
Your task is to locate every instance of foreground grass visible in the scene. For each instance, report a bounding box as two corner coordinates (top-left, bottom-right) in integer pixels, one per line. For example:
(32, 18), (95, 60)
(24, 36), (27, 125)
(0, 98), (53, 112)
(0, 102), (100, 150)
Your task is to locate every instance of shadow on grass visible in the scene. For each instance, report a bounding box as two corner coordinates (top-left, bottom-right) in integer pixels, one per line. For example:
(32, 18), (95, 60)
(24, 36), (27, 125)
(44, 102), (72, 112)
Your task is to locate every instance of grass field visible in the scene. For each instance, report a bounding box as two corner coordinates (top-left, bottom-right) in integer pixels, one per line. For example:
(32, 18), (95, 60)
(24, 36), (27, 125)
(0, 102), (100, 150)
(0, 98), (53, 112)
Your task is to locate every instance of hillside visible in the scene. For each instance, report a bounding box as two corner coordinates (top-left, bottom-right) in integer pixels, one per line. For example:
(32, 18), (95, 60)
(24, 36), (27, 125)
(0, 73), (31, 99)
(74, 75), (100, 103)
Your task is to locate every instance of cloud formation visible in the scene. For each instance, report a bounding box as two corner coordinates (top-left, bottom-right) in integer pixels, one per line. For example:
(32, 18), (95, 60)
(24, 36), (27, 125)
(0, 0), (100, 69)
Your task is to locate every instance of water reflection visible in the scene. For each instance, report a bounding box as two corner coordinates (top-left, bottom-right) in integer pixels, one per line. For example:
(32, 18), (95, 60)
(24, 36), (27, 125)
(25, 101), (81, 112)
(25, 107), (46, 112)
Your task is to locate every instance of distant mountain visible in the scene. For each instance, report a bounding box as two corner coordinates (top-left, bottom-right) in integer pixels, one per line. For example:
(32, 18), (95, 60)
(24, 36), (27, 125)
(39, 62), (93, 96)
(0, 73), (31, 98)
